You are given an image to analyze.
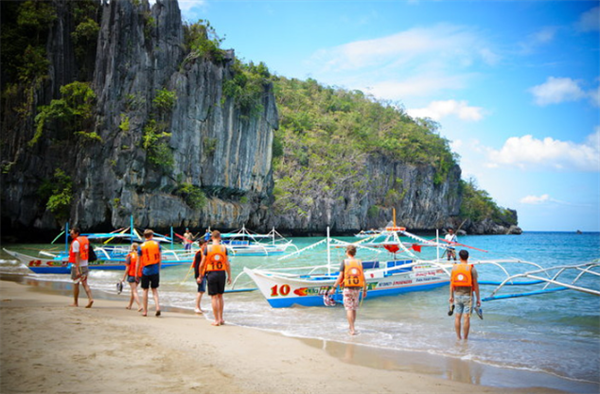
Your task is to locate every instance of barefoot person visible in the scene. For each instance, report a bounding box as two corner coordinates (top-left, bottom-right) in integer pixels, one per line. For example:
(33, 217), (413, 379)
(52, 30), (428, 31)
(193, 238), (208, 314)
(449, 249), (481, 340)
(329, 245), (367, 335)
(121, 243), (142, 311)
(69, 227), (94, 308)
(139, 229), (161, 317)
(199, 231), (231, 326)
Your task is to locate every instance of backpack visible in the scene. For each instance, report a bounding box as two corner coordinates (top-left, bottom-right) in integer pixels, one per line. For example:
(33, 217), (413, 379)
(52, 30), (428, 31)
(88, 244), (98, 262)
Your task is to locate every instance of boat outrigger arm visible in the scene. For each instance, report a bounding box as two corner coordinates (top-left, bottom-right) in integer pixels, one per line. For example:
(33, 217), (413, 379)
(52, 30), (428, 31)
(483, 261), (600, 301)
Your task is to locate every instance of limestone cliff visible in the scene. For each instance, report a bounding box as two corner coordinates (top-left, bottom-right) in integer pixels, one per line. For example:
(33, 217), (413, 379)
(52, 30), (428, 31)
(1, 0), (277, 235)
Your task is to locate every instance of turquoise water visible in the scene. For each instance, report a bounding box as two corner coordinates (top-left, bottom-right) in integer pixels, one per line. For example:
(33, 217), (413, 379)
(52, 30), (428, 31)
(1, 231), (599, 391)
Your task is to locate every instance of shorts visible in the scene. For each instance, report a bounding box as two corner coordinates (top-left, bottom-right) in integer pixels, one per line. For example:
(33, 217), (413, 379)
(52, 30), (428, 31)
(454, 294), (473, 315)
(343, 287), (361, 311)
(206, 271), (226, 296)
(70, 265), (89, 281)
(196, 276), (207, 293)
(127, 275), (138, 283)
(141, 273), (160, 289)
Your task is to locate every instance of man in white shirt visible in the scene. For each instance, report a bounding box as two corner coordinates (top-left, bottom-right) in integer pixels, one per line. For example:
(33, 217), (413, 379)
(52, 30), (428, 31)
(444, 228), (458, 261)
(69, 227), (94, 308)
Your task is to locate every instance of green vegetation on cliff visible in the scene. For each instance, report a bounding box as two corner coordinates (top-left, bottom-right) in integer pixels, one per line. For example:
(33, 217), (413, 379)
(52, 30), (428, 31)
(270, 76), (457, 215)
(460, 179), (517, 226)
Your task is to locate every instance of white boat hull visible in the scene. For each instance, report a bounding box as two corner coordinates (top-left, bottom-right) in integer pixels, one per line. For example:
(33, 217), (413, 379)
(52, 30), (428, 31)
(244, 260), (449, 308)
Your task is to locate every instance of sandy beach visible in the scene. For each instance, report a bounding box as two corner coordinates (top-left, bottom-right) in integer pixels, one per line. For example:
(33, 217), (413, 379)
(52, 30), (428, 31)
(0, 280), (564, 394)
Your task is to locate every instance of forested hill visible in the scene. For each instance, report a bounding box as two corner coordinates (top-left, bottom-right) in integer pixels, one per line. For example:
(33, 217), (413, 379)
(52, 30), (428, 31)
(268, 76), (520, 234)
(0, 0), (520, 238)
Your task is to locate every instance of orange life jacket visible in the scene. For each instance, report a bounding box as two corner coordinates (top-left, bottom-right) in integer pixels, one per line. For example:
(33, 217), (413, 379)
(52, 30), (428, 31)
(69, 236), (89, 263)
(205, 244), (227, 272)
(451, 263), (473, 288)
(127, 251), (140, 276)
(140, 240), (160, 267)
(343, 258), (365, 288)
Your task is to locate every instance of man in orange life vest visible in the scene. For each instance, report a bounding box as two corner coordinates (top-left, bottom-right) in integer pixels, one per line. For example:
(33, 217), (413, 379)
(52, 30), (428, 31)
(69, 227), (94, 308)
(139, 229), (162, 317)
(329, 245), (367, 335)
(449, 249), (481, 340)
(199, 230), (231, 326)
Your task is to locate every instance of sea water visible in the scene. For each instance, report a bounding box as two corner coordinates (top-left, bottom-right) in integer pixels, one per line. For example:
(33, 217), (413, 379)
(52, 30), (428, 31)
(1, 232), (599, 392)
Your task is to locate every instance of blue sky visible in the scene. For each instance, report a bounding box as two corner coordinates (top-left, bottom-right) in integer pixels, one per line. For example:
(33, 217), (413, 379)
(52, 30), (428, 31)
(175, 0), (599, 232)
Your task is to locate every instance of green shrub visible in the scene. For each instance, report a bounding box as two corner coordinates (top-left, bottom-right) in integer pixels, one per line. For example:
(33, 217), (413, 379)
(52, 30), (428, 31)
(142, 120), (173, 170)
(175, 183), (207, 209)
(38, 169), (72, 220)
(31, 81), (96, 146)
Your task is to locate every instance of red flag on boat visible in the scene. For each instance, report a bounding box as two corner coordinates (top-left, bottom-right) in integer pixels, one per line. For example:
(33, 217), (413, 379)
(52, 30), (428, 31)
(412, 244), (422, 253)
(383, 244), (400, 254)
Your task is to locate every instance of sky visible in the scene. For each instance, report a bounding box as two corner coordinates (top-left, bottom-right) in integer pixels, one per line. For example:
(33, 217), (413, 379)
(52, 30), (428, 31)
(174, 0), (600, 232)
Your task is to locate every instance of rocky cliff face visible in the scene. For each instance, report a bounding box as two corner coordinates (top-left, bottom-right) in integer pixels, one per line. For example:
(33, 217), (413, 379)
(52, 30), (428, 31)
(1, 0), (277, 234)
(266, 155), (463, 235)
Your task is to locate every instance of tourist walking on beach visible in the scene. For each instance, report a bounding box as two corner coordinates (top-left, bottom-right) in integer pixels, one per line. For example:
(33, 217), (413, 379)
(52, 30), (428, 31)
(329, 245), (367, 335)
(449, 249), (480, 340)
(69, 227), (94, 308)
(199, 230), (231, 326)
(121, 243), (142, 311)
(445, 228), (458, 261)
(193, 238), (208, 314)
(139, 229), (161, 317)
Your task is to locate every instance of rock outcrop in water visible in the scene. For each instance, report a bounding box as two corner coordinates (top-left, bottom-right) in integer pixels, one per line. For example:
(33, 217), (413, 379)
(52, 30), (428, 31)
(0, 0), (520, 238)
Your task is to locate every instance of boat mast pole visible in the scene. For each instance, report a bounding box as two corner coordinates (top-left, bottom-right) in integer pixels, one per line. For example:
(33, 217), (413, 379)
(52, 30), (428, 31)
(130, 215), (134, 245)
(170, 226), (174, 250)
(65, 222), (69, 253)
(436, 228), (440, 261)
(327, 226), (331, 275)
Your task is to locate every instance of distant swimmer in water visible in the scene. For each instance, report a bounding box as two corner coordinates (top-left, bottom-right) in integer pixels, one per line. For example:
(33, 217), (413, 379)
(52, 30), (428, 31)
(329, 245), (367, 335)
(449, 249), (480, 340)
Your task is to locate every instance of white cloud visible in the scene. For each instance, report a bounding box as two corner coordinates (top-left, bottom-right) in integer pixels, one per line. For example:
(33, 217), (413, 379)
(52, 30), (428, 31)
(308, 24), (498, 101)
(406, 100), (484, 121)
(178, 0), (206, 12)
(529, 77), (587, 106)
(487, 128), (600, 172)
(520, 194), (550, 204)
(518, 26), (558, 54)
(576, 6), (600, 32)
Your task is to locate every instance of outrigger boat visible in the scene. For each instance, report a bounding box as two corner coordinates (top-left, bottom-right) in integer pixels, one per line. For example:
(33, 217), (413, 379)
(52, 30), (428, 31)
(241, 226), (600, 308)
(3, 221), (193, 274)
(241, 227), (450, 308)
(220, 226), (296, 256)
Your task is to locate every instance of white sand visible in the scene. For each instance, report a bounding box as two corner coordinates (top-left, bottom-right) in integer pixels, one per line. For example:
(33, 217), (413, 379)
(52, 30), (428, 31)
(0, 280), (557, 393)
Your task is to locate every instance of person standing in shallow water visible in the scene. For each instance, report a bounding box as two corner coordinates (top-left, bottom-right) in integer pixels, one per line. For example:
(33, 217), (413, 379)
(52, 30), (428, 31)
(193, 238), (208, 314)
(183, 228), (193, 251)
(199, 231), (231, 326)
(329, 245), (367, 335)
(449, 249), (480, 340)
(445, 228), (458, 261)
(69, 227), (94, 308)
(139, 229), (161, 317)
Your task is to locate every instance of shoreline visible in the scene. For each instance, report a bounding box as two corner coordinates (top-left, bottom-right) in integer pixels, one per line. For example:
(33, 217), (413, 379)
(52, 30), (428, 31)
(1, 276), (591, 393)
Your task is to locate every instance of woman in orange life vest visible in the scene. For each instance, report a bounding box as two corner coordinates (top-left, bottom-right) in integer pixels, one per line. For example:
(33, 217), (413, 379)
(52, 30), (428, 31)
(449, 249), (481, 340)
(68, 227), (94, 308)
(121, 243), (142, 311)
(192, 238), (208, 314)
(329, 245), (367, 335)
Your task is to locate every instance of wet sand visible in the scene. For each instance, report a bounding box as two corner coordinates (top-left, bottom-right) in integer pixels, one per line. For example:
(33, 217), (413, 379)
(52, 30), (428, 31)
(0, 280), (567, 394)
